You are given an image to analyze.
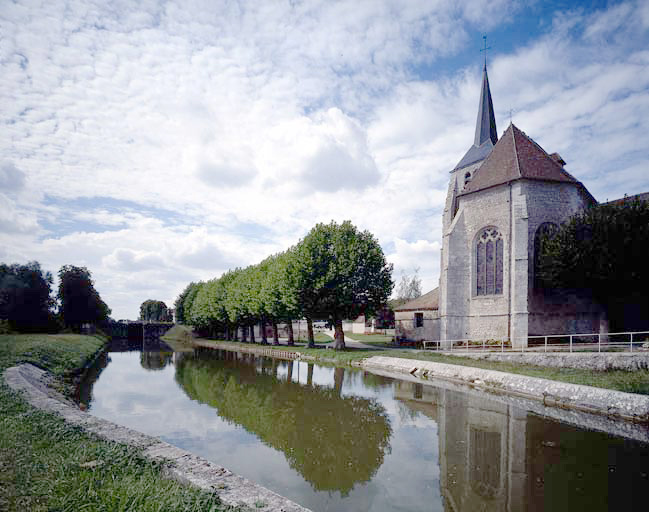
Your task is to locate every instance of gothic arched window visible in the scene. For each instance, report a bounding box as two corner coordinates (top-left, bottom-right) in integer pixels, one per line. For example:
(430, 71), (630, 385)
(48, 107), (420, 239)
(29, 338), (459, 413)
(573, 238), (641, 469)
(476, 227), (503, 295)
(534, 222), (559, 289)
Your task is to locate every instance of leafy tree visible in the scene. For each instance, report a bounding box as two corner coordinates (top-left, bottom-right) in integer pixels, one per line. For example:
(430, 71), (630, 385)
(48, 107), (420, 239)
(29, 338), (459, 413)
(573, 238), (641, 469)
(182, 281), (204, 327)
(58, 265), (111, 330)
(139, 300), (171, 322)
(174, 282), (198, 324)
(260, 251), (302, 346)
(539, 200), (649, 331)
(395, 267), (422, 301)
(0, 261), (53, 332)
(295, 221), (393, 349)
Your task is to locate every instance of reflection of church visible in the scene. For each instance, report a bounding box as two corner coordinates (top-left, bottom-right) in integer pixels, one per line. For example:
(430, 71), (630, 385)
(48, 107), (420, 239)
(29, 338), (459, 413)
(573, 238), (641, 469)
(393, 380), (646, 512)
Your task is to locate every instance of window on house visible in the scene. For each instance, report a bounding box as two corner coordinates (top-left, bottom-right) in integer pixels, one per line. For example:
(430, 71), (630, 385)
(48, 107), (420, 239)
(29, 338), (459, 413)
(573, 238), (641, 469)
(534, 222), (559, 289)
(464, 171), (472, 187)
(414, 312), (424, 328)
(476, 227), (503, 295)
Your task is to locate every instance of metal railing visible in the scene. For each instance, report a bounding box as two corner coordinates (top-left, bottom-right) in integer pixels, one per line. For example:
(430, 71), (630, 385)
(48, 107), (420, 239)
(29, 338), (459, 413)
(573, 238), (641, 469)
(422, 331), (649, 353)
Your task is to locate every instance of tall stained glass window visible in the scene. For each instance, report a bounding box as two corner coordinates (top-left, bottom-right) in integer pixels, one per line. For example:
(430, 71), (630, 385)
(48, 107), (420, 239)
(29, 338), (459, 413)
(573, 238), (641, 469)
(476, 227), (503, 295)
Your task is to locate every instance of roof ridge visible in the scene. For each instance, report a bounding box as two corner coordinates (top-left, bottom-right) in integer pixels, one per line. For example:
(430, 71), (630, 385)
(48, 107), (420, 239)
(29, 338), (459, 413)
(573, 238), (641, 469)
(513, 124), (574, 178)
(510, 124), (522, 178)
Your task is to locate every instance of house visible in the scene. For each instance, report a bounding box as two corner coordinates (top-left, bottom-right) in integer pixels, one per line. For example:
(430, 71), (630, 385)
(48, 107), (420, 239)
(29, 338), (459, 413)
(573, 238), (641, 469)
(394, 288), (440, 342)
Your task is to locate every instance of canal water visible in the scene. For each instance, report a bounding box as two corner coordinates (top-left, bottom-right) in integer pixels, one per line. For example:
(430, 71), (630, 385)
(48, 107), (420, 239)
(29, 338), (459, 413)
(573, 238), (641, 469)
(78, 339), (649, 512)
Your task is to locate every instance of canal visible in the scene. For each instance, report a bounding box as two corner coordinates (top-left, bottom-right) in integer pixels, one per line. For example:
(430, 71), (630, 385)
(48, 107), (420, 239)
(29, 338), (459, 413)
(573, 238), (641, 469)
(78, 339), (649, 511)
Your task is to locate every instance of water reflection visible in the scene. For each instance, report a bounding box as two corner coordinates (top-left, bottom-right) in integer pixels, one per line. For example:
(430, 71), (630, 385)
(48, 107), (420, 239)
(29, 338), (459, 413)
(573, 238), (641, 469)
(79, 344), (649, 512)
(437, 388), (649, 512)
(140, 351), (173, 371)
(174, 349), (392, 495)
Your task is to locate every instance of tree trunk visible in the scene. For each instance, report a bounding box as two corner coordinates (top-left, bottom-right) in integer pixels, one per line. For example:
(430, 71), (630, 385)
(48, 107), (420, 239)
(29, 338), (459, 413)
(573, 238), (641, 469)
(307, 317), (315, 348)
(333, 317), (345, 350)
(249, 323), (256, 343)
(287, 321), (295, 346)
(233, 324), (239, 341)
(260, 317), (268, 345)
(272, 321), (279, 345)
(241, 325), (247, 343)
(307, 363), (314, 387)
(334, 367), (344, 395)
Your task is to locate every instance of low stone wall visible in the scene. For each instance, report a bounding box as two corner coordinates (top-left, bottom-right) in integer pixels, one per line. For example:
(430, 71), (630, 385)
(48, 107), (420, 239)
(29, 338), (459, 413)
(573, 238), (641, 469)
(438, 351), (649, 371)
(3, 364), (310, 512)
(360, 356), (649, 424)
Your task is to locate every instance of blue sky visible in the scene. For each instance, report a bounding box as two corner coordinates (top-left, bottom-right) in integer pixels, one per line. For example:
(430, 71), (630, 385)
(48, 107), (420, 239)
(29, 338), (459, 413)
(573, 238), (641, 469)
(1, 0), (648, 319)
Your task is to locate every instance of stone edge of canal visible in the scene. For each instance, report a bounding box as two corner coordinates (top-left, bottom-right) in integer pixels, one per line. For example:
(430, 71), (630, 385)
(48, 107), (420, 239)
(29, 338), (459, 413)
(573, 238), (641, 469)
(5, 343), (649, 511)
(192, 339), (649, 426)
(3, 363), (311, 512)
(190, 340), (649, 443)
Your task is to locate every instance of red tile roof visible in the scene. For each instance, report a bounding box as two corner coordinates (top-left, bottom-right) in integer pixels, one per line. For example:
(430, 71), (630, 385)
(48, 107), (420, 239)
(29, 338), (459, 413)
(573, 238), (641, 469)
(461, 124), (578, 196)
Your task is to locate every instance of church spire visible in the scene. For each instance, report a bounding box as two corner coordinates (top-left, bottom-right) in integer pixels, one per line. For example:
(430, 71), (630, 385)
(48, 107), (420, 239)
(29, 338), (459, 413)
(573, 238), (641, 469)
(474, 63), (498, 147)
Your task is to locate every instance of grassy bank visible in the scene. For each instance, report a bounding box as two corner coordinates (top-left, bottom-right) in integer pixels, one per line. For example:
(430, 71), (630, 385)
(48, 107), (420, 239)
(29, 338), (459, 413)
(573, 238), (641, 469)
(166, 328), (649, 395)
(0, 334), (234, 512)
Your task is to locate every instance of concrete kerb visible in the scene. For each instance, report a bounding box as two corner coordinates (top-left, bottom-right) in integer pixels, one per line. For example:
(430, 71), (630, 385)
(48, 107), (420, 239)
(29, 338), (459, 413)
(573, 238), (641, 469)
(360, 356), (649, 424)
(3, 363), (311, 512)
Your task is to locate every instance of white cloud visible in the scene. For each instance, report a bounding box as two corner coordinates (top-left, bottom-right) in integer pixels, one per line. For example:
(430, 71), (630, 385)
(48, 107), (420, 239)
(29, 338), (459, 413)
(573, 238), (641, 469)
(0, 0), (647, 318)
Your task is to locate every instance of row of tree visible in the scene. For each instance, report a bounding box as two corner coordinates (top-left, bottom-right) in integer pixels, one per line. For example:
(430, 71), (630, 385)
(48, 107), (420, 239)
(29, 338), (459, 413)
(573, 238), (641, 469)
(139, 299), (173, 323)
(0, 262), (111, 333)
(175, 221), (393, 350)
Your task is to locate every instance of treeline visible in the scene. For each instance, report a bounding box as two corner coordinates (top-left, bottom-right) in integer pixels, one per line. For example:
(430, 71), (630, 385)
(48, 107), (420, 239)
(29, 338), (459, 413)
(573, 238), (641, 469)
(0, 262), (110, 333)
(175, 221), (393, 350)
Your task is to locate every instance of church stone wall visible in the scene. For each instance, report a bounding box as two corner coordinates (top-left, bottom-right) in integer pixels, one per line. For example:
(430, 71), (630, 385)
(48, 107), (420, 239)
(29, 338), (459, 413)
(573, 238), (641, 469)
(457, 184), (511, 342)
(523, 180), (604, 336)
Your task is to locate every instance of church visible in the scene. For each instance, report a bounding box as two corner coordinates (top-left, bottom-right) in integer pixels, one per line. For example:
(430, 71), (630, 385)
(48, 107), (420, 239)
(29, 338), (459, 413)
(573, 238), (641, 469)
(397, 63), (613, 348)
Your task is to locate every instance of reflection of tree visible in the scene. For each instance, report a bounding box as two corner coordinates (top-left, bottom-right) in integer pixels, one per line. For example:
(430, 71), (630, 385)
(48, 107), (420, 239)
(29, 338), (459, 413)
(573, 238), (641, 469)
(140, 351), (172, 371)
(175, 350), (392, 496)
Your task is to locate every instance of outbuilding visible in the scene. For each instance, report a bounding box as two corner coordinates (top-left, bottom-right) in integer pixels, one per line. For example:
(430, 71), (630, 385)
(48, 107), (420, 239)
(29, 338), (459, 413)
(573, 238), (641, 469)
(394, 288), (440, 343)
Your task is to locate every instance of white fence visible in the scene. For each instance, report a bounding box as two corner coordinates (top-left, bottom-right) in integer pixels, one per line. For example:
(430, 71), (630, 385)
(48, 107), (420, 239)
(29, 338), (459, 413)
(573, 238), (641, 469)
(422, 331), (649, 353)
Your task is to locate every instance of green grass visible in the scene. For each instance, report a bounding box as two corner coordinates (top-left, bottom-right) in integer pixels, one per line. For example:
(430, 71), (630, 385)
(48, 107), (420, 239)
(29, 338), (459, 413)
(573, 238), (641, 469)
(296, 331), (333, 343)
(0, 334), (236, 512)
(191, 337), (649, 395)
(344, 333), (395, 345)
(344, 332), (394, 342)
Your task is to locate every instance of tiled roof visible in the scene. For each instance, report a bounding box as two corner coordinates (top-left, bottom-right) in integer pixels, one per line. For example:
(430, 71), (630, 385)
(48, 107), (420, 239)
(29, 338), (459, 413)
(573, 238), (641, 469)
(460, 124), (578, 196)
(394, 288), (439, 311)
(604, 192), (649, 205)
(454, 139), (495, 170)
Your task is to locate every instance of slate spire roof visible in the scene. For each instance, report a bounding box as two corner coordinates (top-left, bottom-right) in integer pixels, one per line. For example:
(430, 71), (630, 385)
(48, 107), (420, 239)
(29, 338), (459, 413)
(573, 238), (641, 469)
(460, 123), (582, 196)
(454, 64), (498, 170)
(474, 64), (498, 147)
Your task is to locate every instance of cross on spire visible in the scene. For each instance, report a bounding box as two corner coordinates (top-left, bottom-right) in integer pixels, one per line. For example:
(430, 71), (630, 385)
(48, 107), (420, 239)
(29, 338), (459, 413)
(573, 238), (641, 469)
(480, 35), (491, 67)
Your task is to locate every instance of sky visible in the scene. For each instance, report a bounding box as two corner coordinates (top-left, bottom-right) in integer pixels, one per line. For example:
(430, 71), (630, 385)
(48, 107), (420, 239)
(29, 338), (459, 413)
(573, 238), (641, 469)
(1, 0), (648, 320)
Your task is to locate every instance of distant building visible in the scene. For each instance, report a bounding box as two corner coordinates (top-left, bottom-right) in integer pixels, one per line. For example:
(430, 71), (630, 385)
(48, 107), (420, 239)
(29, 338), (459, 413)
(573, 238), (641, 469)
(394, 288), (439, 342)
